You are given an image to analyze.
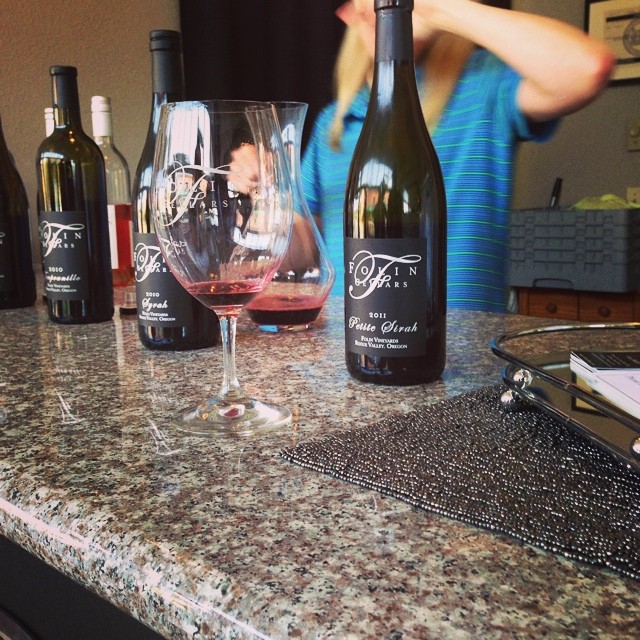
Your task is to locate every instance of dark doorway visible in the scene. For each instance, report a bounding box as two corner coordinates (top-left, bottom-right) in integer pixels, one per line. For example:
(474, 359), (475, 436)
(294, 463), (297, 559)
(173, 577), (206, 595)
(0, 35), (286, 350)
(179, 1), (512, 148)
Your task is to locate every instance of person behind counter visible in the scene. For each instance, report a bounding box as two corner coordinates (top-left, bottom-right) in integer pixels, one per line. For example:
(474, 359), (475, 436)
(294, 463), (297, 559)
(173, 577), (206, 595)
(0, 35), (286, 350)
(301, 0), (614, 310)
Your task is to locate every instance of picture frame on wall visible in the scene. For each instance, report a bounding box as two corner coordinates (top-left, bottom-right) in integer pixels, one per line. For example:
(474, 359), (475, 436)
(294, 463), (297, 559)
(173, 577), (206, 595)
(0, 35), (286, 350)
(586, 0), (640, 82)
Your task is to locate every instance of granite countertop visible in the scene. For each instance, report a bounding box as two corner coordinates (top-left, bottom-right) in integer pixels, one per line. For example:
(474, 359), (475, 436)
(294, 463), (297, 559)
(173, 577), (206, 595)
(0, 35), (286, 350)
(0, 297), (638, 639)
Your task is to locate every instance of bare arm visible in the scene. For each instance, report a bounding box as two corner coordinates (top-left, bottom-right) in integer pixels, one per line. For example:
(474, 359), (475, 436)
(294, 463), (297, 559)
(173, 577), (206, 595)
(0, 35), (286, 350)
(415, 0), (615, 121)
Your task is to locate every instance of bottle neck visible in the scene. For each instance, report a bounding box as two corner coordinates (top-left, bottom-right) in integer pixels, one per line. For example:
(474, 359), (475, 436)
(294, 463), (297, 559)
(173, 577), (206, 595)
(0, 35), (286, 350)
(148, 48), (185, 137)
(371, 7), (419, 109)
(94, 135), (115, 149)
(52, 74), (83, 129)
(93, 134), (117, 152)
(374, 6), (414, 63)
(151, 48), (185, 96)
(44, 108), (54, 136)
(91, 110), (113, 139)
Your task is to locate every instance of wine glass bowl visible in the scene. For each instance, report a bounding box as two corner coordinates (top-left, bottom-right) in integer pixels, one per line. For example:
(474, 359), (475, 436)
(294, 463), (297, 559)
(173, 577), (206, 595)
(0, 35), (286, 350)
(152, 99), (294, 436)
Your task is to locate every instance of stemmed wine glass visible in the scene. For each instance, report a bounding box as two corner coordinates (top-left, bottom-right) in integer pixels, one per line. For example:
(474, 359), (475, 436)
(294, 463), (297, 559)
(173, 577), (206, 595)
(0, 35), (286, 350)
(152, 100), (294, 437)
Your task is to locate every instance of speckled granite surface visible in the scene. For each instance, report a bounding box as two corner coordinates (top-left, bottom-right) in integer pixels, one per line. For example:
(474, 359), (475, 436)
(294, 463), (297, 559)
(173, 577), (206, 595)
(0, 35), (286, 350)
(0, 297), (639, 639)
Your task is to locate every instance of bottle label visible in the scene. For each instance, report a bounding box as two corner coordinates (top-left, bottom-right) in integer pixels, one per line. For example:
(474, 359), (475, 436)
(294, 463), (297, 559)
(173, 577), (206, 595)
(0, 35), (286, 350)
(133, 231), (193, 328)
(38, 210), (90, 299)
(344, 237), (428, 358)
(0, 223), (10, 291)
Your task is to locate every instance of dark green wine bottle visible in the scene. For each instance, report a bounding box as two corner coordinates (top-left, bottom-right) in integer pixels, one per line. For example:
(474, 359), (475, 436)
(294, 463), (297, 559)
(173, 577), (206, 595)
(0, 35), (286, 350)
(0, 115), (36, 309)
(132, 29), (219, 350)
(36, 66), (114, 323)
(343, 0), (446, 385)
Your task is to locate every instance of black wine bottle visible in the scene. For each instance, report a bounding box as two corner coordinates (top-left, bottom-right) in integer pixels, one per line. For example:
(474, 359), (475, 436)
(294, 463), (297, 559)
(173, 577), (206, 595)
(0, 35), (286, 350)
(0, 115), (36, 309)
(36, 66), (114, 324)
(132, 29), (219, 350)
(343, 0), (446, 385)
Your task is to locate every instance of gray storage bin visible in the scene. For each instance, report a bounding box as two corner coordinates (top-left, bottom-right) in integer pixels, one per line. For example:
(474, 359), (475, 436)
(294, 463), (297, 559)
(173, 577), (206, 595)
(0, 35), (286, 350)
(508, 208), (640, 292)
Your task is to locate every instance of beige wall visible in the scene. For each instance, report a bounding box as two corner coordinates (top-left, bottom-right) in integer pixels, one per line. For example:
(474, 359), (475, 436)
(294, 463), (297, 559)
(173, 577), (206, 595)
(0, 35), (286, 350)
(0, 0), (180, 258)
(513, 0), (640, 209)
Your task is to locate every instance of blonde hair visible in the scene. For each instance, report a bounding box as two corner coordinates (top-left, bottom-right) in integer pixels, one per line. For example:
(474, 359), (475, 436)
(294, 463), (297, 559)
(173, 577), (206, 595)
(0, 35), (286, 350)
(329, 27), (476, 151)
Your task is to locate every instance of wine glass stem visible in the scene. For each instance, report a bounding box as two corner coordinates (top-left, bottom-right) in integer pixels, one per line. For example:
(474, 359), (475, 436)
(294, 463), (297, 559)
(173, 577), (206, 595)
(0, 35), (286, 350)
(218, 313), (243, 401)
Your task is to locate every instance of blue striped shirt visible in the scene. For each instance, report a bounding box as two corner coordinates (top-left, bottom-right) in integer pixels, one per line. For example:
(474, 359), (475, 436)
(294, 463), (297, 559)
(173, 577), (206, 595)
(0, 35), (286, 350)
(301, 48), (557, 311)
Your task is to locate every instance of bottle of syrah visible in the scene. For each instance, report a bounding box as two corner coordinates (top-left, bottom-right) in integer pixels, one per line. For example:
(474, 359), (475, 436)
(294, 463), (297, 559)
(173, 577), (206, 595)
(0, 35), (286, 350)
(36, 66), (114, 324)
(343, 0), (446, 385)
(132, 29), (218, 350)
(0, 115), (36, 309)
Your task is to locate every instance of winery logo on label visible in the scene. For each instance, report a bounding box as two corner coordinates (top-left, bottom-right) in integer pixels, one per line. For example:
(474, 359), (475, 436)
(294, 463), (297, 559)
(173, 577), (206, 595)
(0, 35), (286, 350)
(39, 221), (85, 257)
(347, 250), (422, 300)
(134, 242), (166, 283)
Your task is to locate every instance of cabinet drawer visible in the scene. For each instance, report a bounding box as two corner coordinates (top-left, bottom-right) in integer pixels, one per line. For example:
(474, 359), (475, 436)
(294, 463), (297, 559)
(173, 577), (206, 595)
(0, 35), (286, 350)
(578, 291), (635, 322)
(517, 288), (578, 320)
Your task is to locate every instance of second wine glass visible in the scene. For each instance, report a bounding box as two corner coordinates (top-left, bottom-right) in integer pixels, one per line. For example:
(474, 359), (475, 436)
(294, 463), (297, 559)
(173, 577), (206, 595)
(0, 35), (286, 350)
(152, 100), (294, 437)
(246, 102), (335, 332)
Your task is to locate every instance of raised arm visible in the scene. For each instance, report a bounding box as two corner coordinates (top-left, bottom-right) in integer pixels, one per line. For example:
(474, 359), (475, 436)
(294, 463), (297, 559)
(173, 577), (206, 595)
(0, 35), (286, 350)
(415, 0), (615, 121)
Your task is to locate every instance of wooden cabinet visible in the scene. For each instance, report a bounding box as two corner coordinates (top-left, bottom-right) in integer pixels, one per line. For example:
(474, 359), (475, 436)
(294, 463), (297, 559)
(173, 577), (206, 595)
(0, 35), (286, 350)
(516, 288), (640, 322)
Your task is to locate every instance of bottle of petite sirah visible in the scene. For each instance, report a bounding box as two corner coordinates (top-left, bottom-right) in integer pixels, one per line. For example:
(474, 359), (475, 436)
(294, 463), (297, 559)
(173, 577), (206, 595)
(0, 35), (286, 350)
(36, 66), (114, 323)
(132, 29), (219, 350)
(343, 0), (446, 385)
(0, 115), (36, 309)
(91, 95), (135, 289)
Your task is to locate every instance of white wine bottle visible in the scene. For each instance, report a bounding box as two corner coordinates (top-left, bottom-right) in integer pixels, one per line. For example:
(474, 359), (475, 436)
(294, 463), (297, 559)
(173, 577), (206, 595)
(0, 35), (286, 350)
(36, 66), (114, 324)
(343, 0), (446, 385)
(91, 95), (134, 289)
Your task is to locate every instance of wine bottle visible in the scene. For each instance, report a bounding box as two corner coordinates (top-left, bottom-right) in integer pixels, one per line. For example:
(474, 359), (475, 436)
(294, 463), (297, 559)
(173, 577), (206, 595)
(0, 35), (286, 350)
(91, 95), (134, 288)
(41, 107), (55, 303)
(36, 66), (113, 324)
(0, 115), (36, 309)
(343, 0), (446, 385)
(132, 29), (219, 350)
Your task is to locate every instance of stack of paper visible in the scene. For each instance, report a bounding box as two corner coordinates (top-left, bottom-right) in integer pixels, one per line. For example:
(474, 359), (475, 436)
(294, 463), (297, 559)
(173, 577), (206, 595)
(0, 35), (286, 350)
(569, 351), (640, 419)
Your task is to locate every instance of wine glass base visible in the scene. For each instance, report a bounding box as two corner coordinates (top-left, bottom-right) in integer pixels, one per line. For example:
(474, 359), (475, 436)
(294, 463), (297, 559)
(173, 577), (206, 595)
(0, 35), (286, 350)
(176, 395), (292, 438)
(255, 323), (312, 333)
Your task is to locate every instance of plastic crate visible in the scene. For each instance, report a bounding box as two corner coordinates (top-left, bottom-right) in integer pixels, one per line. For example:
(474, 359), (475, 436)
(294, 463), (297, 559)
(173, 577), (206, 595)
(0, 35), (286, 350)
(508, 208), (640, 293)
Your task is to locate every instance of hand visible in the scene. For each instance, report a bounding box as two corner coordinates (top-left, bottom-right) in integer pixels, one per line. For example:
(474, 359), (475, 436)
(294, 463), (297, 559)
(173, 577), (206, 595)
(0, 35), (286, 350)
(278, 214), (319, 273)
(228, 143), (259, 195)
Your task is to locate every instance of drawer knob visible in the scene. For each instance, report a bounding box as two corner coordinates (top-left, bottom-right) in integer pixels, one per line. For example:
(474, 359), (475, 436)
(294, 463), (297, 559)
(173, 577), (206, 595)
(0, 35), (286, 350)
(598, 306), (611, 318)
(546, 302), (558, 314)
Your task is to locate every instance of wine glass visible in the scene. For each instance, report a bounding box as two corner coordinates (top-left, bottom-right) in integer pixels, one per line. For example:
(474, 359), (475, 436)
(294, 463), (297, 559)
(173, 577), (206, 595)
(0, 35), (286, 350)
(151, 100), (294, 437)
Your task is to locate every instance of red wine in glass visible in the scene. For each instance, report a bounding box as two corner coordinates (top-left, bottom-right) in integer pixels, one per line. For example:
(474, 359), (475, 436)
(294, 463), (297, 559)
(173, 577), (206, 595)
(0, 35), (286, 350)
(186, 280), (263, 311)
(246, 293), (324, 330)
